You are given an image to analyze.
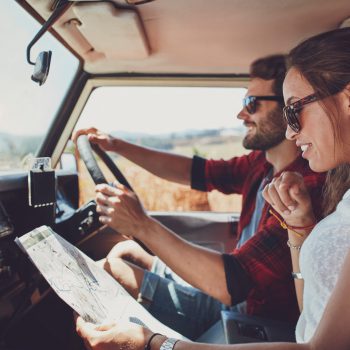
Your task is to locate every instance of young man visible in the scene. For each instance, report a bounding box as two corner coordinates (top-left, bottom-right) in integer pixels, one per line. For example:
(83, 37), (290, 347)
(74, 55), (325, 339)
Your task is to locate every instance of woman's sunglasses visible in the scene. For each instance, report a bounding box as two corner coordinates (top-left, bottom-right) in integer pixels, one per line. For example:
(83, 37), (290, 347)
(283, 93), (318, 133)
(243, 95), (284, 114)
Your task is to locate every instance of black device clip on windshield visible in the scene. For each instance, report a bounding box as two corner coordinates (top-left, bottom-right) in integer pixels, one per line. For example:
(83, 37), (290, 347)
(26, 0), (73, 85)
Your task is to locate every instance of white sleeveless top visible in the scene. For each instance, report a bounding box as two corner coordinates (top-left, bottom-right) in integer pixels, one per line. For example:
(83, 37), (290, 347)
(296, 189), (350, 342)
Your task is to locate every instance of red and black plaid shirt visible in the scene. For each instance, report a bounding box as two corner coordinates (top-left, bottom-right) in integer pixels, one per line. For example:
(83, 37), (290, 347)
(191, 151), (326, 324)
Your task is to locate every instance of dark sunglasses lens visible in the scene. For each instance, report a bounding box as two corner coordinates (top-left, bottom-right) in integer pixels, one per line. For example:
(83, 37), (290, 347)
(284, 107), (300, 133)
(244, 97), (256, 114)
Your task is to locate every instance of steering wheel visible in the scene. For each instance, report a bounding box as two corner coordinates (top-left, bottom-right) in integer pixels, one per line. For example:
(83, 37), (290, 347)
(76, 135), (151, 251)
(76, 134), (134, 191)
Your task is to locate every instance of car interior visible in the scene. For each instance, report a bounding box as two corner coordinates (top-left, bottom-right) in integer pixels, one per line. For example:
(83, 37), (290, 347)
(1, 0), (350, 349)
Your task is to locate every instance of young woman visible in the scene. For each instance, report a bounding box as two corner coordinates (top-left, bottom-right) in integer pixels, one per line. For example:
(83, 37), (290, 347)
(76, 27), (350, 350)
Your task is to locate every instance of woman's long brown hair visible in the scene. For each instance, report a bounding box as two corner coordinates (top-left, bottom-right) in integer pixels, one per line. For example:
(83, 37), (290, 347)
(287, 27), (350, 214)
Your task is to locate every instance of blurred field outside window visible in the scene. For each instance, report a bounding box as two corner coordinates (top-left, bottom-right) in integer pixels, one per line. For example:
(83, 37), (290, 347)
(70, 86), (248, 213)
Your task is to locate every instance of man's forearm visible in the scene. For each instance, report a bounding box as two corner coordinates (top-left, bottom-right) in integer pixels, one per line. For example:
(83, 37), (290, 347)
(112, 138), (192, 186)
(138, 216), (231, 305)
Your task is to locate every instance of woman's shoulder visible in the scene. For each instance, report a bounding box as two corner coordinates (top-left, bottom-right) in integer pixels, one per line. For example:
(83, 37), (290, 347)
(342, 188), (350, 201)
(309, 192), (350, 238)
(334, 188), (350, 214)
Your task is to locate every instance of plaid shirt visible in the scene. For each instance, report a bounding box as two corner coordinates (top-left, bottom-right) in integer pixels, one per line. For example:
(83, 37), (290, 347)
(191, 151), (326, 324)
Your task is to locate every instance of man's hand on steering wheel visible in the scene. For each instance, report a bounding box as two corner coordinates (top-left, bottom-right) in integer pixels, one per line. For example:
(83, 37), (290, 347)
(95, 182), (150, 240)
(73, 127), (117, 153)
(73, 130), (133, 190)
(72, 129), (152, 251)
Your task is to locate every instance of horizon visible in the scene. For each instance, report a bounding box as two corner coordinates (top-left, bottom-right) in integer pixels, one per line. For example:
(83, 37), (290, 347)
(0, 124), (246, 138)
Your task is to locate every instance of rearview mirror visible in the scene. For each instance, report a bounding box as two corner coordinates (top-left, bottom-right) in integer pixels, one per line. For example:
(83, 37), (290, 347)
(26, 0), (72, 86)
(31, 51), (52, 86)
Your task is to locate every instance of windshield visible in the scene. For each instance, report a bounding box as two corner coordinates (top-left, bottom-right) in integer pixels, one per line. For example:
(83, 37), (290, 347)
(0, 2), (79, 172)
(73, 85), (247, 212)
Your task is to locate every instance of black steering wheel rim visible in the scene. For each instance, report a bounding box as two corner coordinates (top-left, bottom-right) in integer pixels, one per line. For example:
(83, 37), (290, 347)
(76, 134), (134, 191)
(76, 135), (153, 253)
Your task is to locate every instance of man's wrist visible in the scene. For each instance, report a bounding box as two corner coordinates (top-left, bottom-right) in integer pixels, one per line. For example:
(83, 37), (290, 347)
(136, 215), (159, 241)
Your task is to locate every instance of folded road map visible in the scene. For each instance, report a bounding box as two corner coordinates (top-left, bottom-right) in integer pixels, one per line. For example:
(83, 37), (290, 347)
(16, 225), (185, 339)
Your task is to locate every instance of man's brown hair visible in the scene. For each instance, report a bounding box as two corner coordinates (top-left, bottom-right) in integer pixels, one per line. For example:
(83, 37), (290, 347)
(250, 54), (287, 99)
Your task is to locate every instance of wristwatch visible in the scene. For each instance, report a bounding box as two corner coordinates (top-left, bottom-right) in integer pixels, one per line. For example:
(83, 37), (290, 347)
(292, 271), (303, 279)
(159, 338), (179, 350)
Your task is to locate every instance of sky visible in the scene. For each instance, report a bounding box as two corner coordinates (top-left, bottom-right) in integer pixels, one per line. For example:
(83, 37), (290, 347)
(1, 2), (247, 138)
(76, 86), (247, 135)
(0, 2), (79, 136)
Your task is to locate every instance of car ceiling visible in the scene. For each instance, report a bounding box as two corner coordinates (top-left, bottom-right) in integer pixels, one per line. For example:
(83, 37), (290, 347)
(22, 0), (350, 75)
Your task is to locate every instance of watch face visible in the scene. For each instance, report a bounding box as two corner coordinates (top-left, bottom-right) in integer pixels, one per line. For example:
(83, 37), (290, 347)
(292, 272), (303, 279)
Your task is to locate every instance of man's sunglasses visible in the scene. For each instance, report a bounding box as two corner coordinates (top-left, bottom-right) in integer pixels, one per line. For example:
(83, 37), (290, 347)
(283, 93), (318, 133)
(243, 95), (284, 114)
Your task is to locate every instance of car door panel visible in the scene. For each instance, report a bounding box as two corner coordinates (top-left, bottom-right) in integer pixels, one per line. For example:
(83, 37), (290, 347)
(151, 212), (239, 253)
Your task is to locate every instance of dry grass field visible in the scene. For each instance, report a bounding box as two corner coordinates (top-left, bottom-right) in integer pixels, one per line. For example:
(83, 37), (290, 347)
(78, 138), (247, 213)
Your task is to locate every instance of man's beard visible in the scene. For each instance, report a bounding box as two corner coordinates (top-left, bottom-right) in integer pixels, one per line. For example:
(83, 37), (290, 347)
(243, 107), (286, 151)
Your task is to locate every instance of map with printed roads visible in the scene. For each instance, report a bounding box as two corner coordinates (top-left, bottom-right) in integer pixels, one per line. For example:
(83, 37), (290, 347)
(17, 226), (185, 339)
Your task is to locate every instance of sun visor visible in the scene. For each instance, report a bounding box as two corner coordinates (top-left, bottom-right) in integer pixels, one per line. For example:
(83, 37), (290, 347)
(71, 2), (150, 61)
(62, 18), (105, 62)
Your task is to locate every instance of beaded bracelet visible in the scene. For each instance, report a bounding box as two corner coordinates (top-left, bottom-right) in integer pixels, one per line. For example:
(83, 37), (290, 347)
(287, 240), (302, 251)
(269, 209), (316, 237)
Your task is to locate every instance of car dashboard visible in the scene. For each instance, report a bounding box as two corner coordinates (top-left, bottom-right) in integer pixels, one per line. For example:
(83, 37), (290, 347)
(0, 169), (101, 346)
